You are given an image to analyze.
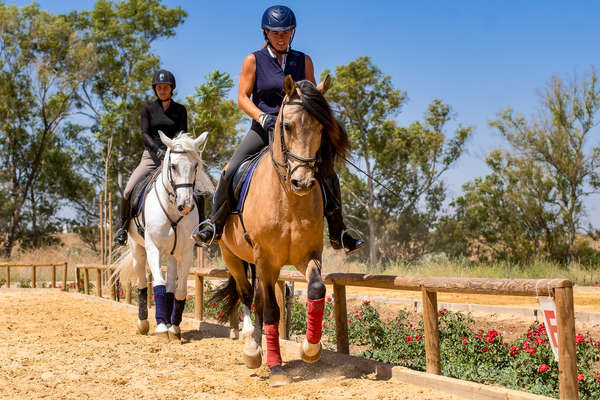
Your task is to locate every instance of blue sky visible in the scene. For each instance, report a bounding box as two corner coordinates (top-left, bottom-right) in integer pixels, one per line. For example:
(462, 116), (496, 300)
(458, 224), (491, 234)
(10, 1), (600, 227)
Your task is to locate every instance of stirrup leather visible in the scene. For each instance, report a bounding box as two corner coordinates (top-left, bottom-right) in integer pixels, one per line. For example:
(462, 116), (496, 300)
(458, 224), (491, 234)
(340, 227), (364, 255)
(192, 219), (217, 248)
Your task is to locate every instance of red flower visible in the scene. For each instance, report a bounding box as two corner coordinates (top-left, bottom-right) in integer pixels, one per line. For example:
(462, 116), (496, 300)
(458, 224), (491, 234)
(509, 346), (520, 357)
(462, 336), (467, 340)
(485, 330), (499, 344)
(406, 336), (413, 343)
(526, 347), (537, 355)
(575, 334), (584, 345)
(363, 300), (370, 306)
(596, 373), (600, 383)
(522, 340), (530, 349)
(322, 322), (326, 328)
(415, 334), (422, 340)
(539, 364), (549, 372)
(481, 346), (488, 353)
(535, 337), (545, 345)
(348, 319), (352, 323)
(577, 373), (584, 382)
(326, 296), (332, 302)
(217, 311), (225, 319)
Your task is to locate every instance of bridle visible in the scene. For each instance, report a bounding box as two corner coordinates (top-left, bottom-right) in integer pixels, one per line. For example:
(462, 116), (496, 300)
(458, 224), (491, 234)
(153, 145), (198, 255)
(162, 146), (198, 207)
(270, 97), (321, 182)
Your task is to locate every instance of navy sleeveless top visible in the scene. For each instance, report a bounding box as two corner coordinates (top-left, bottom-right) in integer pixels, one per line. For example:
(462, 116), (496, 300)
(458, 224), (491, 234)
(250, 47), (305, 133)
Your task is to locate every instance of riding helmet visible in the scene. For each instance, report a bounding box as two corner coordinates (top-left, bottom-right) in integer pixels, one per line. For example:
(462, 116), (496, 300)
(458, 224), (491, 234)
(261, 5), (296, 31)
(152, 69), (176, 90)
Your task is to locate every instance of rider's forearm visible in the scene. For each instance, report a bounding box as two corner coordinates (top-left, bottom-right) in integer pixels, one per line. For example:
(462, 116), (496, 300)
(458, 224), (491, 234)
(142, 132), (161, 152)
(238, 94), (264, 122)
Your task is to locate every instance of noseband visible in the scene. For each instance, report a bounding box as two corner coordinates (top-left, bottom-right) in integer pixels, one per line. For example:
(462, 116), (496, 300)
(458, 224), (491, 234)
(270, 98), (321, 182)
(162, 147), (197, 207)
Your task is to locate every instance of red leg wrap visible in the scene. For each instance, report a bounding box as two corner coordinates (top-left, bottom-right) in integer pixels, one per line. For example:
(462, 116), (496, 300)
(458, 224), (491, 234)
(264, 322), (282, 367)
(306, 297), (325, 344)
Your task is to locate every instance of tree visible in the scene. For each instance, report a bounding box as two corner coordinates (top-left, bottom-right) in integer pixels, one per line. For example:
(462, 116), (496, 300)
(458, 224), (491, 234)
(186, 70), (244, 176)
(323, 57), (472, 265)
(456, 69), (600, 263)
(0, 4), (95, 257)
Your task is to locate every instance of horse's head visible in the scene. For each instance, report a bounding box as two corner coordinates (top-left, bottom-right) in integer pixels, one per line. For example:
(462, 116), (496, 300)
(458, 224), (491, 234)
(277, 75), (347, 196)
(158, 130), (212, 216)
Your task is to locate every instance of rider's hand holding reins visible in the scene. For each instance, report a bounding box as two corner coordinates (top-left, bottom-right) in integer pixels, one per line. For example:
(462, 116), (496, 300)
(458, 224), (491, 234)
(259, 113), (277, 133)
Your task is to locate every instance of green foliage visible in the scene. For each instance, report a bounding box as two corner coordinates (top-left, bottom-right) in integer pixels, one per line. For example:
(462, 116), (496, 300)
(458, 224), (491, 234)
(17, 278), (31, 288)
(186, 70), (244, 177)
(456, 69), (600, 263)
(323, 57), (472, 265)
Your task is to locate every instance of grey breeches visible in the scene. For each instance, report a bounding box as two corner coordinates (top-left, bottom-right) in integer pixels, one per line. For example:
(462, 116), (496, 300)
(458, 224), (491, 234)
(124, 150), (161, 200)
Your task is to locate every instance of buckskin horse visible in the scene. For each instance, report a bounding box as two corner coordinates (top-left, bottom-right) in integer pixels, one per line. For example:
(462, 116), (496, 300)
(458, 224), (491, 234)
(212, 75), (349, 386)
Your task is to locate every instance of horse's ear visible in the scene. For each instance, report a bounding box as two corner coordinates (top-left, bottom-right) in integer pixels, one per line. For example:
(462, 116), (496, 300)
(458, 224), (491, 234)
(194, 131), (209, 153)
(283, 75), (295, 98)
(158, 130), (173, 149)
(317, 75), (331, 95)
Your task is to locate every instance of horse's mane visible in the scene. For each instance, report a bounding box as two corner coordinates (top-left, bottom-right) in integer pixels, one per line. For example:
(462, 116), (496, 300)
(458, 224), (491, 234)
(295, 80), (350, 176)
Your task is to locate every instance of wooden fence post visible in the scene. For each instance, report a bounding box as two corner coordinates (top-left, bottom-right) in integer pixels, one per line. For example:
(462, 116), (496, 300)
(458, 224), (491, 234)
(555, 286), (579, 400)
(195, 274), (204, 321)
(97, 269), (102, 297)
(62, 262), (67, 291)
(125, 282), (132, 304)
(333, 283), (349, 354)
(422, 288), (441, 375)
(275, 281), (287, 339)
(31, 266), (36, 288)
(51, 264), (56, 288)
(84, 268), (90, 295)
(6, 266), (10, 288)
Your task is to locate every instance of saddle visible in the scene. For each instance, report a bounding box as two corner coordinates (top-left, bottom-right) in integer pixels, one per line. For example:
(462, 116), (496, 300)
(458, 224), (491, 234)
(129, 167), (161, 218)
(229, 147), (268, 213)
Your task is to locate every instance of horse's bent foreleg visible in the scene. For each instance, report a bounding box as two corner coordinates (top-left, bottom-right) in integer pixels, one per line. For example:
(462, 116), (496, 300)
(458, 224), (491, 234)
(131, 242), (149, 335)
(145, 242), (169, 341)
(301, 258), (325, 363)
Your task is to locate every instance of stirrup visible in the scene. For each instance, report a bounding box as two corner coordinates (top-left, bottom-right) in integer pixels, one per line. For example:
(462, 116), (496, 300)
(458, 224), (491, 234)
(192, 219), (217, 248)
(340, 227), (364, 255)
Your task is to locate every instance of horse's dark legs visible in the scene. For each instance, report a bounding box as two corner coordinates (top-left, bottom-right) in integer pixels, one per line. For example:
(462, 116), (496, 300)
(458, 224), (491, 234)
(301, 258), (325, 363)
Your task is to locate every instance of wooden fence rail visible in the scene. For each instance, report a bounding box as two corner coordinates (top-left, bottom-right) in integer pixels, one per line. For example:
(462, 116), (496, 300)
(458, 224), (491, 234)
(0, 262), (68, 291)
(3, 262), (579, 400)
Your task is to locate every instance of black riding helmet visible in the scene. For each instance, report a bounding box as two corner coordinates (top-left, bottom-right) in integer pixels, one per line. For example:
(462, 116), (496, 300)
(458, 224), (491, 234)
(152, 69), (176, 101)
(261, 5), (296, 54)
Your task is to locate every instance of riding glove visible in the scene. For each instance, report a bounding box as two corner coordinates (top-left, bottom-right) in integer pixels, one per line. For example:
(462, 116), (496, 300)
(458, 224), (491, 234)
(258, 113), (277, 134)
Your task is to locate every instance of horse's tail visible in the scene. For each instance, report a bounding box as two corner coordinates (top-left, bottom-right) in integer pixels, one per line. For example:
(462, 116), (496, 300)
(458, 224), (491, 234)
(209, 262), (255, 323)
(108, 249), (136, 287)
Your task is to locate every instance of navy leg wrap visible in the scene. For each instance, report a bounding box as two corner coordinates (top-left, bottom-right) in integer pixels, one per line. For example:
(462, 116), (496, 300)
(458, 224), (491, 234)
(153, 285), (169, 325)
(165, 292), (174, 324)
(171, 298), (186, 326)
(137, 287), (148, 320)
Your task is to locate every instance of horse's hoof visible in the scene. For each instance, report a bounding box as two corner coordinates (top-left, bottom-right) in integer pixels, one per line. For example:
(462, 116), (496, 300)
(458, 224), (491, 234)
(154, 323), (170, 343)
(269, 365), (289, 387)
(300, 338), (322, 363)
(168, 325), (182, 344)
(137, 319), (149, 335)
(243, 349), (262, 369)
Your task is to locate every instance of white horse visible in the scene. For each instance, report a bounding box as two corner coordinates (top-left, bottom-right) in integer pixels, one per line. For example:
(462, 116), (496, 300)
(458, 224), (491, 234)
(113, 131), (214, 342)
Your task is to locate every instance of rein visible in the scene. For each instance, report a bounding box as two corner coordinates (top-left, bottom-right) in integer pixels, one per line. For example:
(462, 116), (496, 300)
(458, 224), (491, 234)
(269, 98), (321, 182)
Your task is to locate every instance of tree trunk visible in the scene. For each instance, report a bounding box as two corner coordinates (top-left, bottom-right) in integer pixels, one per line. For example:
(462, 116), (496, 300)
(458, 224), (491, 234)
(363, 146), (377, 268)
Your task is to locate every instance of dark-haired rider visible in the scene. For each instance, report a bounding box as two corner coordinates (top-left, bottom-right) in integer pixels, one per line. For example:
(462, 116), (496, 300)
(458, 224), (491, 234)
(192, 5), (363, 254)
(114, 69), (195, 246)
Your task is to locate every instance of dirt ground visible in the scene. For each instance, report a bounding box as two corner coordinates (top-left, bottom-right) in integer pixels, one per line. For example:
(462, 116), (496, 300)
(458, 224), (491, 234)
(0, 290), (459, 400)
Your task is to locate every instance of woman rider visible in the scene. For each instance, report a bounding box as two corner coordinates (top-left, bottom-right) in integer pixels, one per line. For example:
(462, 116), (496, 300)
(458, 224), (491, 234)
(193, 5), (363, 254)
(114, 69), (201, 245)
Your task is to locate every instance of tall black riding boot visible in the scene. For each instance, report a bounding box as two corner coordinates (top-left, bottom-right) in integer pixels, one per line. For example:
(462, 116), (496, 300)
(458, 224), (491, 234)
(114, 196), (131, 246)
(323, 174), (365, 255)
(191, 179), (231, 247)
(193, 193), (205, 222)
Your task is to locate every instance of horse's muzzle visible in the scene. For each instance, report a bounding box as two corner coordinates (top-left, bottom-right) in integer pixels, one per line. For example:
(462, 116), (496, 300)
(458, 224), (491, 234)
(290, 178), (315, 196)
